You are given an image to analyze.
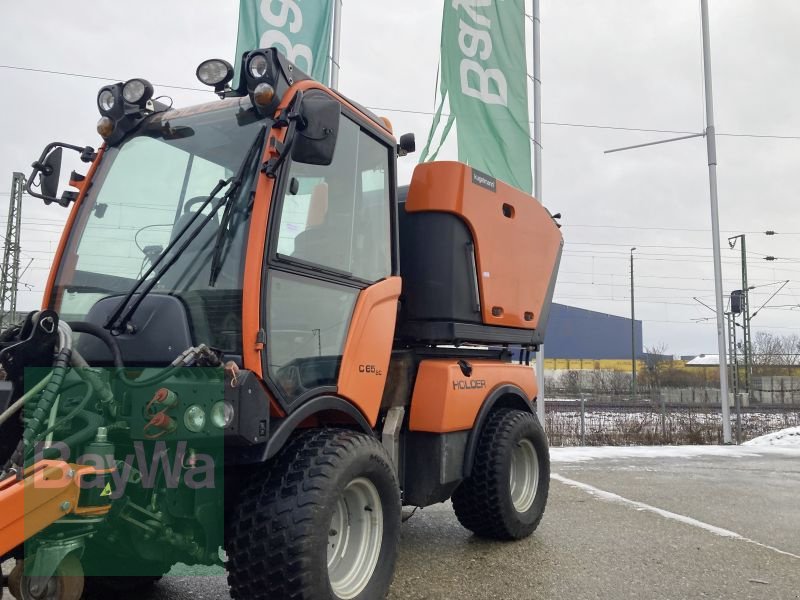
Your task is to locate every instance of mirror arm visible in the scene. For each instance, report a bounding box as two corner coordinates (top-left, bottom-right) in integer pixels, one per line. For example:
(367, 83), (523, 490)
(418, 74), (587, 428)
(26, 142), (96, 206)
(261, 91), (305, 179)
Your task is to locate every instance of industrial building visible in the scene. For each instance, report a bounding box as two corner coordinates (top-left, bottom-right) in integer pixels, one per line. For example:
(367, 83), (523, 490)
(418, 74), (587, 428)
(545, 303), (642, 361)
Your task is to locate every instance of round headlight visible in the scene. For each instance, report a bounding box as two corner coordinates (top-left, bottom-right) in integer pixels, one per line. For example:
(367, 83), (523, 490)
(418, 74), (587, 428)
(184, 405), (207, 433)
(248, 54), (269, 79)
(97, 116), (115, 139)
(253, 82), (275, 107)
(210, 401), (235, 429)
(197, 59), (233, 87)
(122, 78), (153, 105)
(98, 89), (116, 113)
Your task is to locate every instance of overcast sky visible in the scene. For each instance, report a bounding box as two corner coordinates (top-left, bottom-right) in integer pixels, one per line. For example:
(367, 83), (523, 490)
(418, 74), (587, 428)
(1, 0), (799, 356)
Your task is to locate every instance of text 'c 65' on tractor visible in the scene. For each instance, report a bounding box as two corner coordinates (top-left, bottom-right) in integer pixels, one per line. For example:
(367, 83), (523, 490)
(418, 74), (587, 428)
(0, 48), (562, 600)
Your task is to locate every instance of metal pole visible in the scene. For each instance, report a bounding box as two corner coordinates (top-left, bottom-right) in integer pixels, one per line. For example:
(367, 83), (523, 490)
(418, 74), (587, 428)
(700, 0), (731, 443)
(0, 173), (24, 331)
(330, 0), (343, 89)
(533, 0), (546, 426)
(740, 235), (751, 397)
(630, 248), (637, 398)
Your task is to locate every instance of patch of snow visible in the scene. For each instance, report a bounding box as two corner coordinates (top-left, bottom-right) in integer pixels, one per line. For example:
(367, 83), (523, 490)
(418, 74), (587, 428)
(550, 444), (800, 463)
(743, 426), (800, 447)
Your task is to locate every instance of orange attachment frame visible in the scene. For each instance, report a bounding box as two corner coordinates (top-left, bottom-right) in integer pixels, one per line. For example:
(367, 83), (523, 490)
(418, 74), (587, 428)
(409, 360), (537, 433)
(0, 461), (112, 557)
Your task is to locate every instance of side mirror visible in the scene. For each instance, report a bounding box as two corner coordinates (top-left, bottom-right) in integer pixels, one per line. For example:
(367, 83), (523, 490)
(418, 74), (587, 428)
(27, 142), (97, 207)
(398, 133), (416, 157)
(291, 90), (340, 166)
(39, 147), (63, 200)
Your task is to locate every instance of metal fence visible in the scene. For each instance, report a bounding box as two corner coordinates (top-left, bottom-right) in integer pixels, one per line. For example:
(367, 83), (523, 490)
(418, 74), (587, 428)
(545, 399), (800, 446)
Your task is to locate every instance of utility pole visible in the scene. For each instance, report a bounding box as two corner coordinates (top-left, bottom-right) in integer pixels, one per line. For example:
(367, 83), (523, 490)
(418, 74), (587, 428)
(630, 247), (637, 397)
(0, 173), (24, 330)
(532, 0), (546, 426)
(604, 1), (732, 442)
(728, 234), (752, 398)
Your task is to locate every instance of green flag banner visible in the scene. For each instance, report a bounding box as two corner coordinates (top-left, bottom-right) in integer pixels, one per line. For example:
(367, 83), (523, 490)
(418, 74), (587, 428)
(235, 0), (334, 84)
(420, 0), (532, 193)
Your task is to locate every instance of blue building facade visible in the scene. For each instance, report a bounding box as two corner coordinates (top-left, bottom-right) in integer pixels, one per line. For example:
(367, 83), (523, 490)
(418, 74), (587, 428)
(544, 303), (643, 360)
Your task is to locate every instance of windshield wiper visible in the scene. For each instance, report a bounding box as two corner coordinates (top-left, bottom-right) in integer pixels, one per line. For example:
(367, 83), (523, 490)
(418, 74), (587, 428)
(104, 125), (267, 334)
(208, 126), (267, 286)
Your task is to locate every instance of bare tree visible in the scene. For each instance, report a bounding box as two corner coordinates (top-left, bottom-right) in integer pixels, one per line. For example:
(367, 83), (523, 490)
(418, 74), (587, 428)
(641, 343), (670, 390)
(752, 332), (800, 374)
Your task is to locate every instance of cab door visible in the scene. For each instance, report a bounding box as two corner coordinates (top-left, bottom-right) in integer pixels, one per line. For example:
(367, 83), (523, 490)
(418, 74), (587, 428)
(263, 110), (397, 414)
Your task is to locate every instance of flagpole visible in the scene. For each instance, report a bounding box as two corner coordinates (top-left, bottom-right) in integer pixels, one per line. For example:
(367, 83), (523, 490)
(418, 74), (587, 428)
(532, 0), (546, 426)
(331, 0), (343, 88)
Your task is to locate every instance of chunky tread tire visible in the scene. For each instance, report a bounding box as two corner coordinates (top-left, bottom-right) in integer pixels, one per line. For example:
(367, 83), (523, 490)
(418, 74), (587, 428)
(226, 428), (401, 600)
(452, 408), (550, 540)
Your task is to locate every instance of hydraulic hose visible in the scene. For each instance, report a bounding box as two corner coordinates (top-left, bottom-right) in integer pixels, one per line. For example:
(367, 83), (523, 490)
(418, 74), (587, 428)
(32, 382), (93, 446)
(24, 409), (104, 468)
(0, 371), (53, 428)
(3, 321), (74, 471)
(68, 321), (124, 369)
(68, 320), (186, 388)
(5, 348), (72, 470)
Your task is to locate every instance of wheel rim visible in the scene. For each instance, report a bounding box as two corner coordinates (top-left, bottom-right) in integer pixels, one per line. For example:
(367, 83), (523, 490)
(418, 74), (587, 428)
(327, 477), (384, 599)
(509, 438), (539, 513)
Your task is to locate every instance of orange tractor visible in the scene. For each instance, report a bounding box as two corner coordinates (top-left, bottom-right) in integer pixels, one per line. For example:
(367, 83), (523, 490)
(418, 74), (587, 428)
(0, 48), (562, 599)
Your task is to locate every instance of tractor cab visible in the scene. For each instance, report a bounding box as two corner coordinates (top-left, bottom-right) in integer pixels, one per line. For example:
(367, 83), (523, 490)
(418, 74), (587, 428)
(32, 50), (402, 414)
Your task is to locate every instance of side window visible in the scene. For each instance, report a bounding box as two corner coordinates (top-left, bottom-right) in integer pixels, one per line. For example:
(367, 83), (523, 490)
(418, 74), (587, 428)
(275, 116), (391, 282)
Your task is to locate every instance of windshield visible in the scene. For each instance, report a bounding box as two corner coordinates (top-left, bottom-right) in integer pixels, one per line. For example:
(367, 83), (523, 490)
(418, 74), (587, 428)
(51, 97), (265, 353)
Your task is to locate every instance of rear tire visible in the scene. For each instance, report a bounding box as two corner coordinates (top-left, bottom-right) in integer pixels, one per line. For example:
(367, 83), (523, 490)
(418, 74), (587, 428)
(452, 408), (550, 540)
(226, 429), (401, 600)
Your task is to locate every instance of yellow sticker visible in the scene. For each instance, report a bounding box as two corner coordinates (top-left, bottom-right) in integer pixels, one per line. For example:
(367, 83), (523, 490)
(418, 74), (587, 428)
(100, 483), (113, 497)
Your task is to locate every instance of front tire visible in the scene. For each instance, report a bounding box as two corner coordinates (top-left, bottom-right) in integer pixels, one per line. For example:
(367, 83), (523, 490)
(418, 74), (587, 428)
(226, 429), (401, 600)
(452, 408), (550, 540)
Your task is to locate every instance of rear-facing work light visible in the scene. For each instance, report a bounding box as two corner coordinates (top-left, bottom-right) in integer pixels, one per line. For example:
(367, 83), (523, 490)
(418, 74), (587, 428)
(196, 59), (234, 93)
(122, 78), (154, 106)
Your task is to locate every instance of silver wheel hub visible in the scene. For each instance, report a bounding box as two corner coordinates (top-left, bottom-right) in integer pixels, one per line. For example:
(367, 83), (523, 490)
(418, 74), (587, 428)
(327, 477), (383, 599)
(509, 438), (539, 513)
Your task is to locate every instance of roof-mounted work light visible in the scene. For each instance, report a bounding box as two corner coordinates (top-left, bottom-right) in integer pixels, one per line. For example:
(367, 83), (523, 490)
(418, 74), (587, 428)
(95, 78), (160, 145)
(242, 50), (284, 115)
(122, 78), (154, 107)
(196, 59), (234, 94)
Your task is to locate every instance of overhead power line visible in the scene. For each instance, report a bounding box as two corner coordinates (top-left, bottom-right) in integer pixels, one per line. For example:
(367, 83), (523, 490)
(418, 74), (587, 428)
(3, 64), (800, 141)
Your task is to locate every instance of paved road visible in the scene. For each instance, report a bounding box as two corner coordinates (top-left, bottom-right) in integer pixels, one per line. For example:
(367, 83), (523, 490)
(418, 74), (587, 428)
(5, 446), (799, 599)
